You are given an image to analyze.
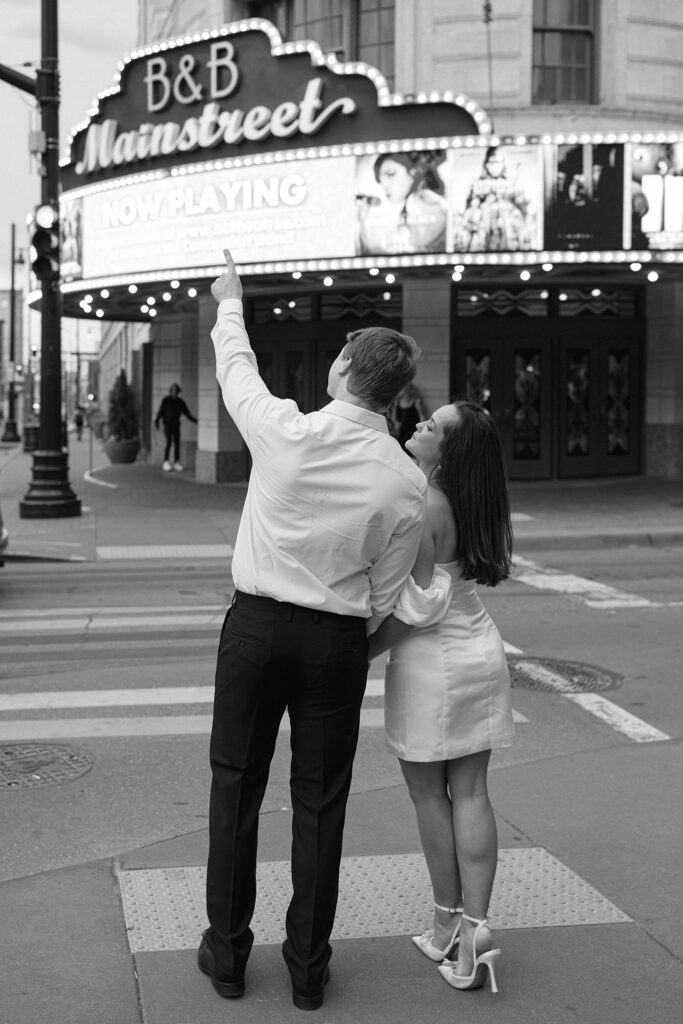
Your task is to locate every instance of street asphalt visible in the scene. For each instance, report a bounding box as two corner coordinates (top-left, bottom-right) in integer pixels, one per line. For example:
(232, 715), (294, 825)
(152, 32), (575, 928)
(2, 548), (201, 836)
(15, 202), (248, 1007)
(1, 430), (682, 1024)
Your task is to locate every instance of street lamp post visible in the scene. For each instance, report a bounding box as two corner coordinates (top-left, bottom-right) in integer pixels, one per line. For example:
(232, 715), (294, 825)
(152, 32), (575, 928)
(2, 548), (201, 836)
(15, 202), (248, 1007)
(1, 223), (21, 443)
(18, 0), (80, 518)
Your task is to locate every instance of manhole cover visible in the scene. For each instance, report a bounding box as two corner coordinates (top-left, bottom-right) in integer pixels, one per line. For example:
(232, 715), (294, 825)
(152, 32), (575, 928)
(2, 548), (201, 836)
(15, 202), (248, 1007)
(507, 656), (622, 694)
(0, 743), (93, 790)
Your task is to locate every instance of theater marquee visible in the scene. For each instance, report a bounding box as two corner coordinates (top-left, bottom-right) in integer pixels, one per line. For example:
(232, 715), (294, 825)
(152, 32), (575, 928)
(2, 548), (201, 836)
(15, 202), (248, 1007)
(58, 18), (683, 299)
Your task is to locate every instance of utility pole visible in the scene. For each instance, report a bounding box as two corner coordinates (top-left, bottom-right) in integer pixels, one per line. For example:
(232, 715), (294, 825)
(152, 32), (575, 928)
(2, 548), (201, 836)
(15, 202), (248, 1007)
(0, 0), (80, 516)
(0, 223), (20, 442)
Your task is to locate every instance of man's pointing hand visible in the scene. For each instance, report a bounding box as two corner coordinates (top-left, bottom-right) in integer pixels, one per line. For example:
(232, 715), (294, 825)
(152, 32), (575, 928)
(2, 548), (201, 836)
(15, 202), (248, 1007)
(211, 249), (243, 303)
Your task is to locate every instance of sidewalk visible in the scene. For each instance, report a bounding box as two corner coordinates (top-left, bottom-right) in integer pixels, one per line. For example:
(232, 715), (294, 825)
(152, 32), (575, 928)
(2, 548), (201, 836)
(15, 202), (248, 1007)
(1, 432), (683, 562)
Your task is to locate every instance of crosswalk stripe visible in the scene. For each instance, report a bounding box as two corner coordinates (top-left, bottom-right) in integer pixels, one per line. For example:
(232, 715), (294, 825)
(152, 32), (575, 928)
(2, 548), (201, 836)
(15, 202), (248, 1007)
(514, 556), (659, 609)
(0, 705), (529, 742)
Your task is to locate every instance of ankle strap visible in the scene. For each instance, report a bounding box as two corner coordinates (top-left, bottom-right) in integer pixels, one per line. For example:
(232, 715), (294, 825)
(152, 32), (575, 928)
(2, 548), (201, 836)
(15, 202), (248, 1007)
(461, 913), (488, 925)
(434, 902), (463, 914)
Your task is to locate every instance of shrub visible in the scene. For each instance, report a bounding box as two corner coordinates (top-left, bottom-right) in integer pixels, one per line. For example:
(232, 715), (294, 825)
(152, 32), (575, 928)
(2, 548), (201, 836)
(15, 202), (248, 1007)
(107, 369), (139, 440)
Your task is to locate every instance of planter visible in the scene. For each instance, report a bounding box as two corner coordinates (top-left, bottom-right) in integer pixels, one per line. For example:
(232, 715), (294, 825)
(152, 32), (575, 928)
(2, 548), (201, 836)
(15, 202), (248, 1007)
(104, 438), (140, 464)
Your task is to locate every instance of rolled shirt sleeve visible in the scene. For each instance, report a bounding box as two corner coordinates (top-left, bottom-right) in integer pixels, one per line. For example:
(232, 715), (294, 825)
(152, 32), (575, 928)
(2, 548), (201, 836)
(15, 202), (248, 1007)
(392, 566), (453, 628)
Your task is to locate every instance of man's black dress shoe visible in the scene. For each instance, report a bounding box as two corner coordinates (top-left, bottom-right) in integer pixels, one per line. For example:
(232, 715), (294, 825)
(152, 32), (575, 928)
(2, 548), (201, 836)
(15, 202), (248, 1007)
(197, 933), (245, 998)
(292, 966), (330, 1011)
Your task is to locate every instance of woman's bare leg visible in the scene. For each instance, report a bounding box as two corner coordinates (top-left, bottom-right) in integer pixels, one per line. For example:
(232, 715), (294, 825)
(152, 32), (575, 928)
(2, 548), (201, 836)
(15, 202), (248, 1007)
(400, 758), (462, 950)
(446, 750), (497, 972)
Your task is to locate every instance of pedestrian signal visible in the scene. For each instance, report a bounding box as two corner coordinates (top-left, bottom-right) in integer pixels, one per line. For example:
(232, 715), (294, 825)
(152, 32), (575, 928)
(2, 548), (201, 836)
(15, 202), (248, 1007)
(30, 204), (60, 281)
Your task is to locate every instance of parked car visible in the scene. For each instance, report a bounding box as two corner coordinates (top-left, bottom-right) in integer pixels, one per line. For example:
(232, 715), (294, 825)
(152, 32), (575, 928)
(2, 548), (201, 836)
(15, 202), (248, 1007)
(0, 499), (8, 566)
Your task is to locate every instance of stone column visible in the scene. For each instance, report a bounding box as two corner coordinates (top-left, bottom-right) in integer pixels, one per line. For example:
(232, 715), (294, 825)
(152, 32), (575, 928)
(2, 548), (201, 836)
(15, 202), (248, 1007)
(195, 294), (247, 483)
(150, 318), (190, 466)
(401, 277), (452, 415)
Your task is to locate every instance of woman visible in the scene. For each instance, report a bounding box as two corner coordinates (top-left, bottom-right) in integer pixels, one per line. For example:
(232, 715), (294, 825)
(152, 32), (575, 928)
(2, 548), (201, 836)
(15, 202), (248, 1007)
(368, 400), (514, 994)
(358, 151), (448, 255)
(389, 383), (428, 451)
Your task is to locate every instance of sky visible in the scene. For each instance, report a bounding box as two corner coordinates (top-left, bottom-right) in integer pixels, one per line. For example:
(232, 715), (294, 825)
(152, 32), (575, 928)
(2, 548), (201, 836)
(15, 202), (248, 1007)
(0, 0), (138, 311)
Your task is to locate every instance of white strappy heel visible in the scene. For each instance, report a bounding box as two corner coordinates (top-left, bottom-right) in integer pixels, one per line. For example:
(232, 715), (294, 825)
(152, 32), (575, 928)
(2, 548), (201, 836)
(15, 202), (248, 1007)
(411, 903), (463, 962)
(437, 914), (500, 993)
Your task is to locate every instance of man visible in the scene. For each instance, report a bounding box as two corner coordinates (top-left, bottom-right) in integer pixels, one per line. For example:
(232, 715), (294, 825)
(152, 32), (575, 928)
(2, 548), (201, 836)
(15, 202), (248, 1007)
(154, 382), (197, 471)
(199, 250), (443, 1011)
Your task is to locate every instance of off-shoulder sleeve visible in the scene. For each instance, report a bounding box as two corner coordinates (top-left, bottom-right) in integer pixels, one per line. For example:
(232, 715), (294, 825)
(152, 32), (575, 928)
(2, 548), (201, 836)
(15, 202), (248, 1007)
(392, 565), (452, 627)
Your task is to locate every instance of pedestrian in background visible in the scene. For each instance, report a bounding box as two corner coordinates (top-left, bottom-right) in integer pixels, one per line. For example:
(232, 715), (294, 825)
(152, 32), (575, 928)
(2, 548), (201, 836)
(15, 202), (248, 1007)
(73, 407), (84, 441)
(389, 382), (428, 451)
(369, 399), (514, 995)
(198, 249), (450, 1011)
(154, 383), (197, 472)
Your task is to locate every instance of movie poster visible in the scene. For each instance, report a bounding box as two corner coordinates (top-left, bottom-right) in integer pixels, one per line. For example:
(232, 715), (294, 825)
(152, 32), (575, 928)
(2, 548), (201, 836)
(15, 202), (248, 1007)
(448, 144), (543, 253)
(544, 143), (624, 250)
(60, 196), (84, 282)
(627, 142), (683, 249)
(354, 149), (449, 256)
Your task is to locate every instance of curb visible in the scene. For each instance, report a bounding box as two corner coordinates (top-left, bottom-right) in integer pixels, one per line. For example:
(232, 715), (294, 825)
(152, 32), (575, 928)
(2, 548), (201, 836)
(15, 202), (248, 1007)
(512, 529), (683, 551)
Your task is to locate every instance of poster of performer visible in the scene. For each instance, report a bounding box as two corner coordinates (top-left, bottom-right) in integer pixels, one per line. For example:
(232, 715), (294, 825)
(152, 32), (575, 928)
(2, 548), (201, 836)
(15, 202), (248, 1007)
(60, 196), (83, 281)
(627, 142), (683, 249)
(449, 144), (542, 253)
(544, 143), (624, 250)
(355, 149), (449, 255)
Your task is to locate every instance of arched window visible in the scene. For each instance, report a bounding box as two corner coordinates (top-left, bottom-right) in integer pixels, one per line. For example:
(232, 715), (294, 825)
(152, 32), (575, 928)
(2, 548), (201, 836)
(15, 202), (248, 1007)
(532, 0), (597, 104)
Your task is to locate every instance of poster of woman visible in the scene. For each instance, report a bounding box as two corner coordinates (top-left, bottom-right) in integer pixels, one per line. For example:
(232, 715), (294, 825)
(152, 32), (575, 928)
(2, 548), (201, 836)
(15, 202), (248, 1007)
(355, 149), (449, 255)
(627, 142), (683, 250)
(449, 144), (542, 253)
(544, 143), (624, 251)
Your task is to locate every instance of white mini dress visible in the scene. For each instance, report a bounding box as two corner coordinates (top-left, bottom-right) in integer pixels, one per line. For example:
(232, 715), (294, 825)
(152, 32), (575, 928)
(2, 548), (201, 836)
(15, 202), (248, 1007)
(385, 561), (514, 762)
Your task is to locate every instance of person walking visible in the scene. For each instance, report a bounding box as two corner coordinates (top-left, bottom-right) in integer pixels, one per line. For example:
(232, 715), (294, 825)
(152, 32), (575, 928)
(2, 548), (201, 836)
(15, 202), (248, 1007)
(73, 407), (84, 441)
(368, 399), (514, 995)
(198, 250), (450, 1011)
(154, 382), (197, 471)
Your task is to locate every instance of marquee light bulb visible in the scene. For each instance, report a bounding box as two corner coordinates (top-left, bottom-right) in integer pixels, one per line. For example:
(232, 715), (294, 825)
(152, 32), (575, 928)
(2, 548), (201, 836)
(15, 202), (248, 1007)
(171, 279), (180, 288)
(128, 284), (138, 293)
(385, 273), (396, 283)
(188, 287), (197, 297)
(323, 276), (333, 286)
(648, 271), (659, 282)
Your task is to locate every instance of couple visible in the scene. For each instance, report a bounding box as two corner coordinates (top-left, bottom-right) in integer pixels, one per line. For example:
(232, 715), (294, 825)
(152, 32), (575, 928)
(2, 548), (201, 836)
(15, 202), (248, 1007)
(198, 250), (513, 1010)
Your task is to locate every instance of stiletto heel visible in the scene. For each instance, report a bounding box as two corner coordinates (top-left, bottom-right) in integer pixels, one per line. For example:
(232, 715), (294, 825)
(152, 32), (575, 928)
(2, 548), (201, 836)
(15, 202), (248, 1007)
(437, 914), (500, 992)
(411, 903), (463, 962)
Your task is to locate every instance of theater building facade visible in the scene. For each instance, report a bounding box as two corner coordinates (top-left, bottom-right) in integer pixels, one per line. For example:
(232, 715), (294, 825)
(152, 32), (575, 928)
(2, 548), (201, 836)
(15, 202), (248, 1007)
(58, 2), (683, 480)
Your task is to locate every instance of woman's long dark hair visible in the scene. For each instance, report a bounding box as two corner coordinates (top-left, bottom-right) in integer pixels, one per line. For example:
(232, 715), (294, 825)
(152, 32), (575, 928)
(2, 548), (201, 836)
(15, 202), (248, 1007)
(433, 400), (513, 587)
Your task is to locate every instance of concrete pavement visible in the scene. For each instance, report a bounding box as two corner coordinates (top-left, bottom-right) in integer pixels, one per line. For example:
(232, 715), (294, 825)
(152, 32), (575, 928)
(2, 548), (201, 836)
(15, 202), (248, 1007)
(1, 432), (682, 1023)
(1, 428), (683, 562)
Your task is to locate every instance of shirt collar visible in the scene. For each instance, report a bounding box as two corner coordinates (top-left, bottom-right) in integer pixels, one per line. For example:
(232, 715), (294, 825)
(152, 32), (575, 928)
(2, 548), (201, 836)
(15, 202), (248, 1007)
(321, 400), (390, 433)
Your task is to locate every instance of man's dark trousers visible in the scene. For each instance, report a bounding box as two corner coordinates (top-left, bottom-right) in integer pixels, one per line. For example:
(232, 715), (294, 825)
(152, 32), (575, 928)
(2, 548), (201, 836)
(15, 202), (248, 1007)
(205, 591), (369, 992)
(163, 425), (180, 462)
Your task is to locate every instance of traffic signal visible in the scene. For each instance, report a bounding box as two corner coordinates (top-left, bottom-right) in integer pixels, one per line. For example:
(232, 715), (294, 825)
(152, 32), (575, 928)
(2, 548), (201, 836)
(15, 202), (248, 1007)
(30, 204), (60, 281)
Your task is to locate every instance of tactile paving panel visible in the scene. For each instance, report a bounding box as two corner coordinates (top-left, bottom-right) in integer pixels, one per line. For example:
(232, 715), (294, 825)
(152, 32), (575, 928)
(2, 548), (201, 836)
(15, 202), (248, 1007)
(119, 848), (630, 953)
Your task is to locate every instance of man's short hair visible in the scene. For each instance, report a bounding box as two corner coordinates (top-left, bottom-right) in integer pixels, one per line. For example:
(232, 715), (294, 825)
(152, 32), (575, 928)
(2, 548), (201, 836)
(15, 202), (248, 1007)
(344, 327), (421, 410)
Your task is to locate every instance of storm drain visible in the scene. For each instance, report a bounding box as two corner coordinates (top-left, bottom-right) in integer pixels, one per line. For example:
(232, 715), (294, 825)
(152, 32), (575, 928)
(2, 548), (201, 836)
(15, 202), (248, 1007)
(0, 743), (93, 789)
(507, 656), (622, 694)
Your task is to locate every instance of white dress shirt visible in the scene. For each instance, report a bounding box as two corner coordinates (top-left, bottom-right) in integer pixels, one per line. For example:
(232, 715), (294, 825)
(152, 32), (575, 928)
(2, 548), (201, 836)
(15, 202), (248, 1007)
(211, 299), (427, 633)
